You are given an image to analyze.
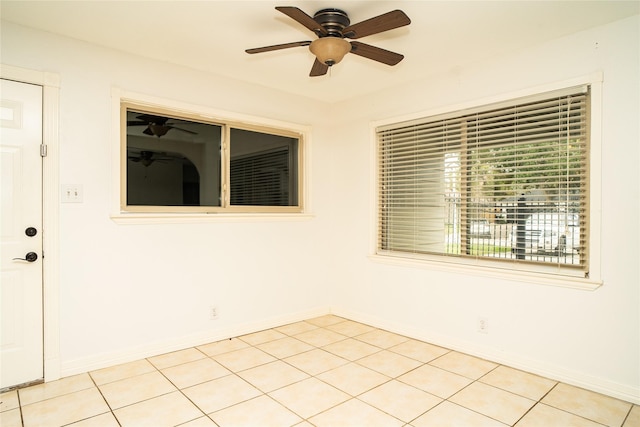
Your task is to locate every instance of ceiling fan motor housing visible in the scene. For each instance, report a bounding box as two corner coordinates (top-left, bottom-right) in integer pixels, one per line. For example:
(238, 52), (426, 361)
(313, 9), (350, 36)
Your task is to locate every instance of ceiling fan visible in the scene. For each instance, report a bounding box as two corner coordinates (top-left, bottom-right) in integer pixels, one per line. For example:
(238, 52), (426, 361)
(127, 113), (198, 138)
(127, 149), (183, 167)
(246, 6), (411, 76)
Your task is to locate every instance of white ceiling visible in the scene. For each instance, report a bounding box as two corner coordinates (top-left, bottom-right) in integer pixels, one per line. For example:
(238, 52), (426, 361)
(1, 1), (638, 103)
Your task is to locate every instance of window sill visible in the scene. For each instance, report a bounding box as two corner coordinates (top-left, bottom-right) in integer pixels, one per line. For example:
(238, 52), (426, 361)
(110, 212), (315, 224)
(368, 254), (602, 291)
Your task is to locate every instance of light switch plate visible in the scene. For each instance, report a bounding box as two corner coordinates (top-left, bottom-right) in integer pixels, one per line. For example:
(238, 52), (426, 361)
(62, 184), (83, 203)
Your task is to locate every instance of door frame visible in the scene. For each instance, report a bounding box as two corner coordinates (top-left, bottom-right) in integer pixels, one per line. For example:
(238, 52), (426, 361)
(1, 64), (61, 382)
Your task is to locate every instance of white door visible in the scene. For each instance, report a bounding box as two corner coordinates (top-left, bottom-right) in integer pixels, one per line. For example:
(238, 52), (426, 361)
(1, 78), (44, 389)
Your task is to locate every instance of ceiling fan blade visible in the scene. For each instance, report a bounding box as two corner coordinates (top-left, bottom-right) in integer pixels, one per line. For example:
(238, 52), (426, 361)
(246, 41), (311, 54)
(127, 121), (149, 126)
(342, 10), (410, 39)
(136, 114), (169, 125)
(169, 126), (198, 135)
(276, 6), (327, 37)
(349, 41), (404, 66)
(309, 58), (329, 77)
(143, 127), (154, 136)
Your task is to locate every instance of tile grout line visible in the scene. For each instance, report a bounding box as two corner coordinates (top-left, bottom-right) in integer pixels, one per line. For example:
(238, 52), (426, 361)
(151, 356), (220, 427)
(514, 380), (561, 426)
(526, 382), (611, 425)
(18, 388), (25, 427)
(436, 376), (510, 426)
(407, 399), (450, 426)
(63, 374), (121, 427)
(620, 405), (634, 427)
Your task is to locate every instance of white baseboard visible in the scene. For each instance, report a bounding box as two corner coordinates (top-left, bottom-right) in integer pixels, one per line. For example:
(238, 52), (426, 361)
(59, 306), (330, 378)
(330, 306), (640, 405)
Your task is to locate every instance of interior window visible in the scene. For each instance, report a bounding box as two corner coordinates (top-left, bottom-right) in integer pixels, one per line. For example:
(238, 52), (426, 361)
(123, 106), (302, 213)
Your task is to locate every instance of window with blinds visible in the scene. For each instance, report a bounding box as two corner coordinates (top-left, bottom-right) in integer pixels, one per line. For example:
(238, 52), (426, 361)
(376, 85), (590, 275)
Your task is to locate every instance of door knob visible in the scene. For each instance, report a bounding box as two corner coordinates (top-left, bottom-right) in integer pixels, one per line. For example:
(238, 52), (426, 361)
(13, 252), (38, 262)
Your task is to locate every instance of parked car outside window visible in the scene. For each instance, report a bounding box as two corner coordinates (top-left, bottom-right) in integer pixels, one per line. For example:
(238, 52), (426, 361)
(513, 213), (580, 255)
(470, 219), (491, 239)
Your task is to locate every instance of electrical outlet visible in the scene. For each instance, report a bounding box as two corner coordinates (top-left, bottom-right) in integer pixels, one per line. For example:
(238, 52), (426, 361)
(477, 317), (489, 334)
(209, 306), (219, 320)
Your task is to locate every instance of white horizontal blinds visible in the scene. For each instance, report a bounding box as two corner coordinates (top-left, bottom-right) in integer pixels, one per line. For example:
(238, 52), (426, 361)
(464, 91), (588, 267)
(230, 147), (291, 206)
(378, 85), (589, 271)
(378, 119), (463, 254)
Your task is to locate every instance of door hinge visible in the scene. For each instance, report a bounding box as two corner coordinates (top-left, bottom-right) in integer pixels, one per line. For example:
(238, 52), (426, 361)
(40, 144), (48, 157)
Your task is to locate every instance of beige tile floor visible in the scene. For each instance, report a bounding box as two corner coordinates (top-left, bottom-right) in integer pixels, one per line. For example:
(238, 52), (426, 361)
(1, 315), (639, 427)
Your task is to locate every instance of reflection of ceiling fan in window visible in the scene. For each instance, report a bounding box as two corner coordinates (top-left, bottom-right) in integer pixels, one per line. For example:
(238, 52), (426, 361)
(128, 149), (184, 167)
(127, 114), (198, 138)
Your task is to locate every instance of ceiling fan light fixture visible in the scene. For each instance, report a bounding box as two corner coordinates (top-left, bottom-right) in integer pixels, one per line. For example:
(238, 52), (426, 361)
(309, 37), (351, 66)
(148, 124), (170, 137)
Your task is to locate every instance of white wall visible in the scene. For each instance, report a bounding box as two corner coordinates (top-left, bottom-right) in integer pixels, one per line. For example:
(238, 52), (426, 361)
(1, 22), (338, 374)
(329, 15), (639, 403)
(1, 14), (638, 404)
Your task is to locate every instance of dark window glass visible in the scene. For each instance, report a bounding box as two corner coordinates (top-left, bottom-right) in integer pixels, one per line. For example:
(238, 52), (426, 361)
(230, 128), (298, 206)
(126, 110), (221, 207)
